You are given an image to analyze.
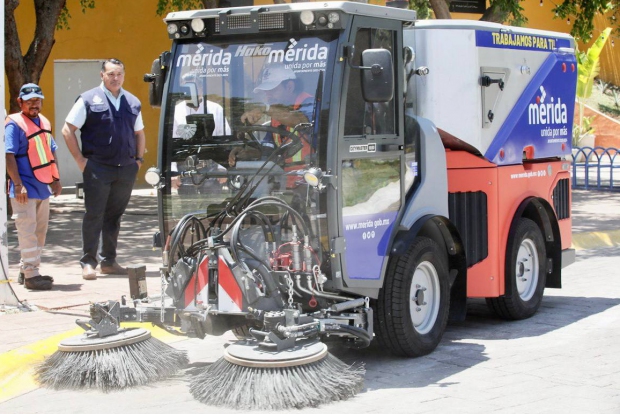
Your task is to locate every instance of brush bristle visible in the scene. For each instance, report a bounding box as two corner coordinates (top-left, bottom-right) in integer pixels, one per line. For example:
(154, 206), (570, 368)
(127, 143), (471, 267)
(190, 352), (365, 410)
(36, 337), (188, 392)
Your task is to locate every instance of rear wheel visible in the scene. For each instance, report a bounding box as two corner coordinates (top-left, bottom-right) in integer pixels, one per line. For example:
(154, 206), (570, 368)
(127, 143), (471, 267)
(375, 237), (450, 357)
(486, 217), (547, 320)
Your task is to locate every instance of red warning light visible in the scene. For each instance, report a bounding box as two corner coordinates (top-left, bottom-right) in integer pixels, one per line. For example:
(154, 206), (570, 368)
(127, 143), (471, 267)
(523, 145), (535, 159)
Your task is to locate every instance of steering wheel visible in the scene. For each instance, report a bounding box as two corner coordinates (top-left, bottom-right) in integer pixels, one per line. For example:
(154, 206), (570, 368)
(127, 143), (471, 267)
(235, 125), (305, 160)
(235, 125), (296, 146)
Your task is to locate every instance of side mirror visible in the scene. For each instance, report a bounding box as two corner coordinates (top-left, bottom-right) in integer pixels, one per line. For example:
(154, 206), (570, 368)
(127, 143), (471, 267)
(360, 49), (394, 102)
(144, 51), (170, 107)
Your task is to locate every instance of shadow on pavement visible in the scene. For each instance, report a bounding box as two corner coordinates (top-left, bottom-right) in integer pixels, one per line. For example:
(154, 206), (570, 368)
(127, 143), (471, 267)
(571, 189), (620, 234)
(325, 292), (620, 391)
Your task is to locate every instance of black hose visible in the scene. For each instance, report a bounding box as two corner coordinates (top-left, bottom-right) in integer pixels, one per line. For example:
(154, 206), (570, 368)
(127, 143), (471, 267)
(168, 214), (206, 270)
(324, 324), (372, 348)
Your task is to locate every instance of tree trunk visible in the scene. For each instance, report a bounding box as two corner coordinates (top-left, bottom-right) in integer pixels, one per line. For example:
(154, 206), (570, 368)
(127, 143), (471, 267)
(4, 0), (66, 114)
(430, 0), (452, 19)
(480, 3), (508, 23)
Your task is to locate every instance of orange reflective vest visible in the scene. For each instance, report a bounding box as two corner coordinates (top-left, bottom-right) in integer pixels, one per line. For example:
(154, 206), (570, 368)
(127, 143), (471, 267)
(271, 92), (313, 166)
(271, 92), (313, 188)
(6, 113), (59, 184)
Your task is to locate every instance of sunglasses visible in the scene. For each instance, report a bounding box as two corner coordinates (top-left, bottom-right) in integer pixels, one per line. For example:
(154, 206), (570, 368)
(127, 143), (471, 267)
(20, 87), (42, 94)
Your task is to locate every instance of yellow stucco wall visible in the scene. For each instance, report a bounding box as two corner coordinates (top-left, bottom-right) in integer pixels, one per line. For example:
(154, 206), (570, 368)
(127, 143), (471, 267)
(6, 0), (619, 185)
(7, 0), (171, 180)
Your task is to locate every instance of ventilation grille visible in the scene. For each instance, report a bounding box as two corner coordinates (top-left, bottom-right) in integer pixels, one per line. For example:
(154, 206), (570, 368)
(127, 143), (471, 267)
(214, 13), (286, 33)
(553, 178), (570, 220)
(448, 191), (488, 267)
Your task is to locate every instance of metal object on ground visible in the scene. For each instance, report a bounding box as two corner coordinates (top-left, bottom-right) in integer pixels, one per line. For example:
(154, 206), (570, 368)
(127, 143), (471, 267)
(75, 182), (84, 199)
(127, 265), (148, 299)
(189, 340), (365, 410)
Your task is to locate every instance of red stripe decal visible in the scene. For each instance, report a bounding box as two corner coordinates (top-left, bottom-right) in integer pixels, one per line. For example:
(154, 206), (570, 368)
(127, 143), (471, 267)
(218, 256), (244, 310)
(184, 256), (210, 308)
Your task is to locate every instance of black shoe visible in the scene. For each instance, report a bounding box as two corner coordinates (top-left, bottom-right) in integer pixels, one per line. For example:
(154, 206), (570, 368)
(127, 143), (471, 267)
(25, 276), (53, 291)
(19, 273), (52, 285)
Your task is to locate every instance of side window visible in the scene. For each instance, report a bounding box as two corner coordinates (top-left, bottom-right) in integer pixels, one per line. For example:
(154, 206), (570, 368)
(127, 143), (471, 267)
(404, 115), (420, 194)
(344, 28), (396, 136)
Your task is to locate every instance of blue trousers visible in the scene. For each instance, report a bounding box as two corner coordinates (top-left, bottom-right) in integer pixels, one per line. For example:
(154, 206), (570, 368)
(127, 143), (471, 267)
(80, 160), (138, 267)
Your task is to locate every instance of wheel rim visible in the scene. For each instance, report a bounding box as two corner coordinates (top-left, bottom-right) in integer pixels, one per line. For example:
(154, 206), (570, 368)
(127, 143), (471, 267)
(515, 238), (539, 301)
(409, 261), (440, 335)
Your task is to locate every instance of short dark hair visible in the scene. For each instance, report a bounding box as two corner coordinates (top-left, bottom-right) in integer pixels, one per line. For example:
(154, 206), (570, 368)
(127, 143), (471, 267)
(101, 58), (124, 71)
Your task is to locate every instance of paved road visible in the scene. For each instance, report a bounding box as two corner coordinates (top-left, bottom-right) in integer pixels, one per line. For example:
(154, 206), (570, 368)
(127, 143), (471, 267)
(1, 189), (619, 413)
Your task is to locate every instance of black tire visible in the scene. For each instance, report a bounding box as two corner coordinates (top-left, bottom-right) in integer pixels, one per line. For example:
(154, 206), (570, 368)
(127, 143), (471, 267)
(486, 217), (547, 320)
(375, 237), (450, 357)
(231, 322), (261, 340)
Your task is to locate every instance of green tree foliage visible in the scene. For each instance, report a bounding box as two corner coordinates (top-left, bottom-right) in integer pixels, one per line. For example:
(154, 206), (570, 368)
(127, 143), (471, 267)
(56, 0), (95, 30)
(156, 0), (217, 15)
(4, 0), (96, 112)
(553, 0), (619, 41)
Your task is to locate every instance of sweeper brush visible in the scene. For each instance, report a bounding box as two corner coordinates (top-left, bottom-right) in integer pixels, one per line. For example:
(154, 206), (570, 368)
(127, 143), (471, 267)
(190, 340), (365, 410)
(35, 302), (188, 392)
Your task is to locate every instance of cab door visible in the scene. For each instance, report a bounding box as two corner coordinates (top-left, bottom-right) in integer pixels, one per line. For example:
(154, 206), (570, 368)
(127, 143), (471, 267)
(337, 18), (404, 288)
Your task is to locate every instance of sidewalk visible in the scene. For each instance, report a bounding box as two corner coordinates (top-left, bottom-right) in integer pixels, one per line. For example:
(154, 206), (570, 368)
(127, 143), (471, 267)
(1, 187), (162, 353)
(1, 187), (619, 353)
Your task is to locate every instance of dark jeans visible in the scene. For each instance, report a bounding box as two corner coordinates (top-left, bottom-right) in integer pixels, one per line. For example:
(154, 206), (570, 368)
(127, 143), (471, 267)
(80, 160), (138, 267)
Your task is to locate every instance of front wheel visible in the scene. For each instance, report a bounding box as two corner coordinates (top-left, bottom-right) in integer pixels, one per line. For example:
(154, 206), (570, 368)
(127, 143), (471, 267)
(486, 217), (547, 320)
(375, 237), (450, 357)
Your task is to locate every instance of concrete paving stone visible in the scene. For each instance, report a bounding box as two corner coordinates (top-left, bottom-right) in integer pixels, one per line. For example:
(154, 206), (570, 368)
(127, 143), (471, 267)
(430, 340), (491, 363)
(595, 373), (620, 391)
(410, 395), (504, 414)
(432, 382), (508, 404)
(513, 395), (619, 413)
(550, 383), (620, 403)
(0, 312), (77, 353)
(366, 359), (474, 389)
(446, 366), (532, 390)
(473, 348), (557, 371)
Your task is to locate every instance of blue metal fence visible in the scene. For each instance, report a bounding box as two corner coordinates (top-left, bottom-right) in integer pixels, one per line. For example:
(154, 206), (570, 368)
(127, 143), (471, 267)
(571, 146), (620, 191)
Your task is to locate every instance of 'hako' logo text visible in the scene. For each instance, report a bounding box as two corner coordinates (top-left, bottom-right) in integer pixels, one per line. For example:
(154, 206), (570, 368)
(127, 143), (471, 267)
(528, 86), (567, 125)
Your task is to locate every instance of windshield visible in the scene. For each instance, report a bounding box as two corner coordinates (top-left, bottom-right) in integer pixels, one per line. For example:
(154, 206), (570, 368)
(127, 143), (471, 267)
(159, 34), (337, 239)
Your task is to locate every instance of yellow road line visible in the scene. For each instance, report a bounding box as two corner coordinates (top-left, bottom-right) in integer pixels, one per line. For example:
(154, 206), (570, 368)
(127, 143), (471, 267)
(0, 323), (186, 403)
(572, 229), (620, 251)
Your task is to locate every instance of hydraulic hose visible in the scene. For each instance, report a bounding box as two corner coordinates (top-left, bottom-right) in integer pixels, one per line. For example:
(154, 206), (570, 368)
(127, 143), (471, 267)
(324, 324), (372, 348)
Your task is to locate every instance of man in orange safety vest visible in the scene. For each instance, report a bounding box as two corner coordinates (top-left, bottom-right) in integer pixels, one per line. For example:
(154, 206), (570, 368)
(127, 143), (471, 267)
(230, 65), (315, 188)
(5, 83), (62, 290)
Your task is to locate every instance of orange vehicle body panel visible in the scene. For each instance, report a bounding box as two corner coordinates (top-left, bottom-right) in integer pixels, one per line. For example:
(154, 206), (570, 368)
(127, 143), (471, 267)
(446, 150), (572, 298)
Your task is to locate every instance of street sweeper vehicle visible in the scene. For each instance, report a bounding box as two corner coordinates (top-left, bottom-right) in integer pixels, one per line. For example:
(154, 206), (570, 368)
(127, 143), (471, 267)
(38, 1), (577, 408)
